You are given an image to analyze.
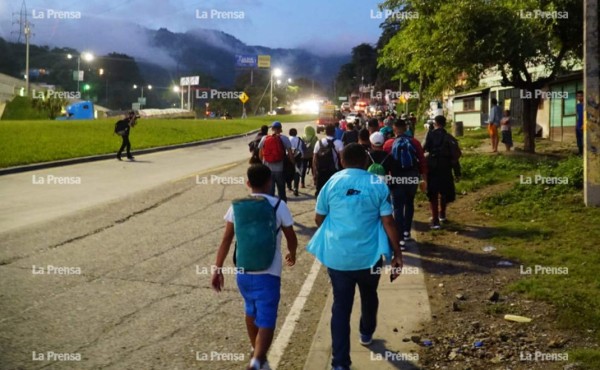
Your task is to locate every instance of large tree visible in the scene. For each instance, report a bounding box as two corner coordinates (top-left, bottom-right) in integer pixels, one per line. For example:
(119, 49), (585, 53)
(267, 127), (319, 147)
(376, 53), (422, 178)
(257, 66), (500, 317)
(379, 0), (583, 152)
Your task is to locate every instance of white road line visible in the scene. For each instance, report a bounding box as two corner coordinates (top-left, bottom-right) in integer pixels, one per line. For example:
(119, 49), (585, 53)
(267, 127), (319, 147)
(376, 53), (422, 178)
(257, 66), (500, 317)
(269, 258), (322, 369)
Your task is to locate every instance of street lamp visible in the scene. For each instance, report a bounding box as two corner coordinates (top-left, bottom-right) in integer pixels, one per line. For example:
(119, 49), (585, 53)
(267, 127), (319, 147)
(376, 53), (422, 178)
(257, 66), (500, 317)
(67, 52), (94, 93)
(270, 68), (283, 113)
(133, 84), (152, 108)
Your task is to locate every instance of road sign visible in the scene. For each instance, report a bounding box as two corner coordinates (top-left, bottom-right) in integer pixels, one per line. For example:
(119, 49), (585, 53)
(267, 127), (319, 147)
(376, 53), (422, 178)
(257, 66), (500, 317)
(132, 103), (141, 111)
(138, 97), (146, 105)
(258, 55), (271, 68)
(338, 96), (347, 101)
(180, 76), (199, 85)
(73, 71), (83, 81)
(235, 55), (258, 68)
(239, 92), (249, 104)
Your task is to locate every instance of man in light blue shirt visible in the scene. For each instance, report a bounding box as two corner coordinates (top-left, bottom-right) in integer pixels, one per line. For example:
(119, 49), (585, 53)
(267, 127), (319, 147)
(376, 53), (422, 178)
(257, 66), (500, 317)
(306, 143), (403, 370)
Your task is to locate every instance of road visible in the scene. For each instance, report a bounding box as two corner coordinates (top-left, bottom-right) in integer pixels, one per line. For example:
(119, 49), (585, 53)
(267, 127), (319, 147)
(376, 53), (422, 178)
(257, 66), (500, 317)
(0, 121), (330, 369)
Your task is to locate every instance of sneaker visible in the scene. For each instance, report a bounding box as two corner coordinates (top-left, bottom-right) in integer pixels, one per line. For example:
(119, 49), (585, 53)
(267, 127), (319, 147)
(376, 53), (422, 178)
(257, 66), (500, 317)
(332, 366), (350, 370)
(127, 156), (135, 161)
(439, 217), (447, 223)
(293, 189), (299, 196)
(248, 358), (261, 370)
(116, 155), (122, 161)
(403, 231), (412, 241)
(400, 240), (406, 251)
(430, 223), (441, 230)
(359, 333), (373, 346)
(260, 360), (271, 370)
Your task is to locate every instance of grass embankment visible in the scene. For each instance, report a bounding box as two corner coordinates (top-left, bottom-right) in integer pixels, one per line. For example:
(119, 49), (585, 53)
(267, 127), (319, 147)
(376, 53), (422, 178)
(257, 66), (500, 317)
(0, 114), (316, 168)
(445, 135), (600, 368)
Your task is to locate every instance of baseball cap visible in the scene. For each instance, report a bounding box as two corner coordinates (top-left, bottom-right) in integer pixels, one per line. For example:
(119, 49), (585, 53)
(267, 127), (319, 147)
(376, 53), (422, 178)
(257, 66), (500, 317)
(271, 121), (282, 129)
(370, 132), (385, 146)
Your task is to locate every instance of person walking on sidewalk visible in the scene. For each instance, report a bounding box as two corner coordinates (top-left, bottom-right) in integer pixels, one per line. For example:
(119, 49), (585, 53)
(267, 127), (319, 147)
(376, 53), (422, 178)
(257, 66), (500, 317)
(312, 125), (344, 196)
(115, 111), (139, 161)
(258, 121), (294, 202)
(212, 164), (298, 370)
(383, 119), (428, 241)
(306, 143), (403, 370)
(301, 125), (318, 188)
(423, 115), (461, 229)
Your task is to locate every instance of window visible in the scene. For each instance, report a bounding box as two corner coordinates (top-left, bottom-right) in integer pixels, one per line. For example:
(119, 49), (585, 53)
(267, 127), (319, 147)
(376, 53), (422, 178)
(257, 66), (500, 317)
(463, 98), (475, 111)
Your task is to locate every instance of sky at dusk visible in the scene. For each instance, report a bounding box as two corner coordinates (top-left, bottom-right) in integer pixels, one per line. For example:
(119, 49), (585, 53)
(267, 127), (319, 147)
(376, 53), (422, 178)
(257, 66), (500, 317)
(0, 0), (386, 56)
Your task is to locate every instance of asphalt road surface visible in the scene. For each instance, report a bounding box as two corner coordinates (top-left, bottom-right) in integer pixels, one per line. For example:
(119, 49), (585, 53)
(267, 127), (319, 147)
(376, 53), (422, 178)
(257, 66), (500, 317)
(0, 121), (330, 370)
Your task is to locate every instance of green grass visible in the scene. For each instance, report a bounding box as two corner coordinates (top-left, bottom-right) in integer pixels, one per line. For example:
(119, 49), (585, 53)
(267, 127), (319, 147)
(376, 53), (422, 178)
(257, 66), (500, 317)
(0, 115), (316, 168)
(477, 155), (600, 368)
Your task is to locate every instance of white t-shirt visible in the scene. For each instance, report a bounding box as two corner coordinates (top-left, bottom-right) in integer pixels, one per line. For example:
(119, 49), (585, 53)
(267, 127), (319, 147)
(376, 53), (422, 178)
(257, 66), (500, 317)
(224, 193), (294, 277)
(289, 136), (305, 157)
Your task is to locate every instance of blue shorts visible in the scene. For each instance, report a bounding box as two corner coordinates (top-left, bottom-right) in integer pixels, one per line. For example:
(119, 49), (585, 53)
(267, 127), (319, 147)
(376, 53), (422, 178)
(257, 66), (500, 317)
(236, 273), (281, 329)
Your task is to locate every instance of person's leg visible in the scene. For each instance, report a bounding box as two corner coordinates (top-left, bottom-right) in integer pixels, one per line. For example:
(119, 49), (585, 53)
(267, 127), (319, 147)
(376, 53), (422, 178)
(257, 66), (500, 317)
(327, 267), (356, 368)
(440, 195), (448, 220)
(269, 173), (276, 196)
(273, 171), (287, 202)
(391, 186), (407, 235)
(300, 159), (308, 187)
(248, 274), (281, 368)
(117, 136), (127, 158)
(357, 259), (382, 339)
(245, 314), (259, 349)
(125, 135), (132, 158)
(576, 129), (584, 155)
(429, 195), (440, 227)
(403, 183), (418, 235)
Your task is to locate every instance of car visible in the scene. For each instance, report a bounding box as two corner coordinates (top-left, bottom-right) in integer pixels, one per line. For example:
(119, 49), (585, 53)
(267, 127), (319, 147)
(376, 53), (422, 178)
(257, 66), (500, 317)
(340, 102), (351, 111)
(345, 111), (359, 123)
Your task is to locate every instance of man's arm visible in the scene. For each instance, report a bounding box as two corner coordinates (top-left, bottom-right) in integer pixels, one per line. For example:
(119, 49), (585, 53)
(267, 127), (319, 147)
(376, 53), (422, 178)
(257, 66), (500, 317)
(281, 225), (297, 266)
(315, 213), (326, 227)
(211, 221), (235, 292)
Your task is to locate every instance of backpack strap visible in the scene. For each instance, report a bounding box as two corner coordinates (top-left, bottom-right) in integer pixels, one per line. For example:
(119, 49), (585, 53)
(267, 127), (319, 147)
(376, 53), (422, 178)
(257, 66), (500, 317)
(273, 198), (282, 234)
(366, 150), (376, 164)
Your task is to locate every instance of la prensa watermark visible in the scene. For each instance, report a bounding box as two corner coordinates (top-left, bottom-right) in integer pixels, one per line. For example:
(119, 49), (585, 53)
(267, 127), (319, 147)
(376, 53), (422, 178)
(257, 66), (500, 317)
(32, 265), (81, 275)
(370, 9), (419, 20)
(195, 175), (245, 185)
(520, 265), (568, 275)
(32, 351), (81, 361)
(32, 175), (82, 185)
(520, 89), (569, 100)
(520, 351), (568, 361)
(195, 89), (246, 99)
(519, 175), (569, 185)
(371, 265), (420, 275)
(33, 90), (81, 100)
(32, 9), (82, 20)
(518, 9), (568, 19)
(195, 9), (245, 20)
(196, 265), (244, 275)
(195, 351), (246, 361)
(371, 351), (419, 361)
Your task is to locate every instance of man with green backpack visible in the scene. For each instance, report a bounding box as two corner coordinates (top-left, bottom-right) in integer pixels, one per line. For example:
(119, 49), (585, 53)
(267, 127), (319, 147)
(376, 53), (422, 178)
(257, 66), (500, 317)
(212, 164), (298, 370)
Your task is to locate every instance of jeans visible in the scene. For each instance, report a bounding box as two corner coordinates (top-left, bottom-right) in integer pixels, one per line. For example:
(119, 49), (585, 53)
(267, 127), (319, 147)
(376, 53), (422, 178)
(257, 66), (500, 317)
(300, 157), (312, 185)
(327, 258), (383, 368)
(576, 128), (583, 155)
(270, 171), (287, 202)
(117, 135), (132, 158)
(391, 183), (418, 234)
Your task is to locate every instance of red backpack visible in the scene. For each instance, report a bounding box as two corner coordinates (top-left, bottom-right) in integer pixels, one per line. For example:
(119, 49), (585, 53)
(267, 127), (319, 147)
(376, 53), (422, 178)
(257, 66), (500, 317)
(262, 135), (285, 163)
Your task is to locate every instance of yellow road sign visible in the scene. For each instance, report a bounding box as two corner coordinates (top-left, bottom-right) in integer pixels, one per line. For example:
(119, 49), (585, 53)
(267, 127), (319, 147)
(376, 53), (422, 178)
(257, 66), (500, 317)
(239, 92), (249, 104)
(257, 55), (271, 68)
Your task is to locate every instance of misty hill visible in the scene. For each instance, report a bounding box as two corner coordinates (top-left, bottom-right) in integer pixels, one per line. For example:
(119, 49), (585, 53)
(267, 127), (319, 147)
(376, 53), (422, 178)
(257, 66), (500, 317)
(147, 27), (349, 87)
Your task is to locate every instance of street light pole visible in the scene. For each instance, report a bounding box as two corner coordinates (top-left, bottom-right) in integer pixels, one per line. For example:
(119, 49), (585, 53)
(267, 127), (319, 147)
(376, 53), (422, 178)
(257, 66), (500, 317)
(270, 68), (282, 113)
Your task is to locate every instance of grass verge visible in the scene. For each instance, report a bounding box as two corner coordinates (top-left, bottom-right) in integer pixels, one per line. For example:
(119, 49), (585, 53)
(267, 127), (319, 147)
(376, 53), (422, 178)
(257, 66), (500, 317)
(0, 115), (316, 168)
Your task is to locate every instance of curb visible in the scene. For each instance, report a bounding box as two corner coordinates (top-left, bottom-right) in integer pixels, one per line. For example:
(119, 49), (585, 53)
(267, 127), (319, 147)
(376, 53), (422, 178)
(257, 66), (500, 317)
(0, 129), (259, 176)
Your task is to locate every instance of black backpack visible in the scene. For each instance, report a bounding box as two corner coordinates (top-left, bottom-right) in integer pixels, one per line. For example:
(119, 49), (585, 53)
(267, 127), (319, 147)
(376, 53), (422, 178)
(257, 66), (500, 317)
(316, 139), (338, 174)
(114, 119), (129, 136)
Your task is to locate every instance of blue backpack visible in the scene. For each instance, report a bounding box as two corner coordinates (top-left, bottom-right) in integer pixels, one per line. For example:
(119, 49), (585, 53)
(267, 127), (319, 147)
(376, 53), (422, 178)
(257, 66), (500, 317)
(232, 197), (281, 271)
(391, 136), (418, 170)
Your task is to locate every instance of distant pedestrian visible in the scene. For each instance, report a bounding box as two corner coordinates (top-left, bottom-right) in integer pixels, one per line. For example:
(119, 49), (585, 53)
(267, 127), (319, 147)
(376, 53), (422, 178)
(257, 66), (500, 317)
(367, 118), (379, 135)
(212, 164), (298, 370)
(306, 143), (403, 370)
(341, 122), (358, 146)
(301, 125), (318, 188)
(249, 125), (269, 164)
(487, 98), (502, 152)
(334, 121), (344, 141)
(258, 121), (294, 202)
(288, 128), (306, 196)
(313, 125), (344, 196)
(500, 110), (513, 151)
(115, 111), (138, 161)
(576, 90), (584, 155)
(423, 116), (461, 229)
(358, 128), (371, 151)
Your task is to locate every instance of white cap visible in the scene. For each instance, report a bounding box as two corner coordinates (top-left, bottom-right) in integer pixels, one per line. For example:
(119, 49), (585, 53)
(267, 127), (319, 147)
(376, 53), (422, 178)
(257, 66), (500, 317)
(369, 132), (385, 146)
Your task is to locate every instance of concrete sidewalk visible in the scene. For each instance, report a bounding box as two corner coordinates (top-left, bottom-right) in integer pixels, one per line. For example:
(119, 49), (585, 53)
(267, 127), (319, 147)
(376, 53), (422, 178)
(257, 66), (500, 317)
(303, 240), (431, 370)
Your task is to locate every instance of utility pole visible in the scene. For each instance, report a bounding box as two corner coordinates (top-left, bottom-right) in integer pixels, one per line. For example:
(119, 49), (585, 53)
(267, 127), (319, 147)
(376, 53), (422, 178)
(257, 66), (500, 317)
(24, 21), (31, 97)
(584, 0), (600, 206)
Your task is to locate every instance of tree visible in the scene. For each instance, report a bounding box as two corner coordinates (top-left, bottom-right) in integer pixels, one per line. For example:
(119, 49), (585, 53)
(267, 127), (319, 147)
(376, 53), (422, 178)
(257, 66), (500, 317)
(379, 0), (583, 153)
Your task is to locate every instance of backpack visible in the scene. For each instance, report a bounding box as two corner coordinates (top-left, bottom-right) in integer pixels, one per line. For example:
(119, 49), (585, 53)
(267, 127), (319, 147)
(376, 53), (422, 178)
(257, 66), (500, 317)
(232, 196), (281, 271)
(316, 139), (339, 174)
(367, 151), (389, 177)
(391, 135), (418, 170)
(248, 136), (262, 163)
(293, 137), (307, 161)
(262, 135), (285, 163)
(443, 133), (462, 165)
(114, 119), (129, 136)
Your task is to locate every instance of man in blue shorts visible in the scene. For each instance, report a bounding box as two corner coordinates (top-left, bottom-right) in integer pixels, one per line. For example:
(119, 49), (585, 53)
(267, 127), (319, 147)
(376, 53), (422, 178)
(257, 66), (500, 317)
(307, 143), (403, 370)
(212, 164), (298, 370)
